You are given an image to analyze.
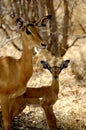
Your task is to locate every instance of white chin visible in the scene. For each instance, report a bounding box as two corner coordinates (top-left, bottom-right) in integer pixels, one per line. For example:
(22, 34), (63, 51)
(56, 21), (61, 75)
(28, 46), (33, 49)
(28, 44), (39, 49)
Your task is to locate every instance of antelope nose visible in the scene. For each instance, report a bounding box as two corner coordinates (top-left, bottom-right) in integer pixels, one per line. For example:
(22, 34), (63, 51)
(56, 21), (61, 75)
(41, 43), (46, 49)
(54, 76), (58, 80)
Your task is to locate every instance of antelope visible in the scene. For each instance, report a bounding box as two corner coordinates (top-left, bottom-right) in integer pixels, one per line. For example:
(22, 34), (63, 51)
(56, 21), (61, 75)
(0, 15), (51, 130)
(8, 60), (70, 130)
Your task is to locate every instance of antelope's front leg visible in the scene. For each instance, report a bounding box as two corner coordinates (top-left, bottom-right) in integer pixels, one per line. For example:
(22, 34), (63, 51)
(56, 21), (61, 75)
(1, 96), (11, 130)
(43, 105), (58, 130)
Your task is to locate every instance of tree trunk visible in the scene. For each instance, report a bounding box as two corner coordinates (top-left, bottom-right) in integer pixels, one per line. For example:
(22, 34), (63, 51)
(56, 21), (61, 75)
(46, 0), (58, 57)
(60, 0), (69, 56)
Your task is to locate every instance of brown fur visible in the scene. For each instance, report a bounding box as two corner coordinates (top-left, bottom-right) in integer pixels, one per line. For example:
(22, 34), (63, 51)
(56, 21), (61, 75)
(9, 66), (60, 130)
(0, 24), (43, 130)
(9, 60), (70, 130)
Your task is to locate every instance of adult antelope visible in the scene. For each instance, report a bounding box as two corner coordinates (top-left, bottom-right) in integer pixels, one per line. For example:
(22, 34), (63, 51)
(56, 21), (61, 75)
(0, 15), (51, 130)
(8, 60), (70, 130)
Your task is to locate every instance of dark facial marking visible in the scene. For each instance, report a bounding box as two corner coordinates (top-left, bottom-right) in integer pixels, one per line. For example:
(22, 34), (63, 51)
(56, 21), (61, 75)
(27, 23), (34, 27)
(40, 61), (51, 71)
(46, 15), (52, 19)
(16, 18), (23, 28)
(26, 28), (32, 35)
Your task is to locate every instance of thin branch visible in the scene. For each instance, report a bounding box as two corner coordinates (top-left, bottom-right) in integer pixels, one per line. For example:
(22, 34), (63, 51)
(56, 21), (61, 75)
(0, 35), (20, 48)
(69, 1), (77, 19)
(69, 35), (86, 47)
(79, 22), (86, 33)
(55, 0), (63, 11)
(0, 23), (22, 51)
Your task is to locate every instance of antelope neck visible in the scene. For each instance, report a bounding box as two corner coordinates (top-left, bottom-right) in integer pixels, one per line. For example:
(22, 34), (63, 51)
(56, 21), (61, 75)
(51, 77), (59, 94)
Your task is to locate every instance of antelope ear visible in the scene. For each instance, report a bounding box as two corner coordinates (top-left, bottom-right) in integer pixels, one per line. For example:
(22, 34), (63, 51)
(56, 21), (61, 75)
(35, 15), (52, 27)
(60, 60), (70, 70)
(40, 60), (51, 71)
(16, 18), (24, 29)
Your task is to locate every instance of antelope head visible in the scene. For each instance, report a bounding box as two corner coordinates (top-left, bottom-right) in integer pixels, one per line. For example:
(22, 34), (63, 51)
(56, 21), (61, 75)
(16, 15), (51, 49)
(41, 60), (70, 80)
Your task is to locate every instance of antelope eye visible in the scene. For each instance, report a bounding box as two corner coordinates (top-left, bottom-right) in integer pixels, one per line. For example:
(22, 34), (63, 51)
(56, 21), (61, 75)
(26, 28), (32, 35)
